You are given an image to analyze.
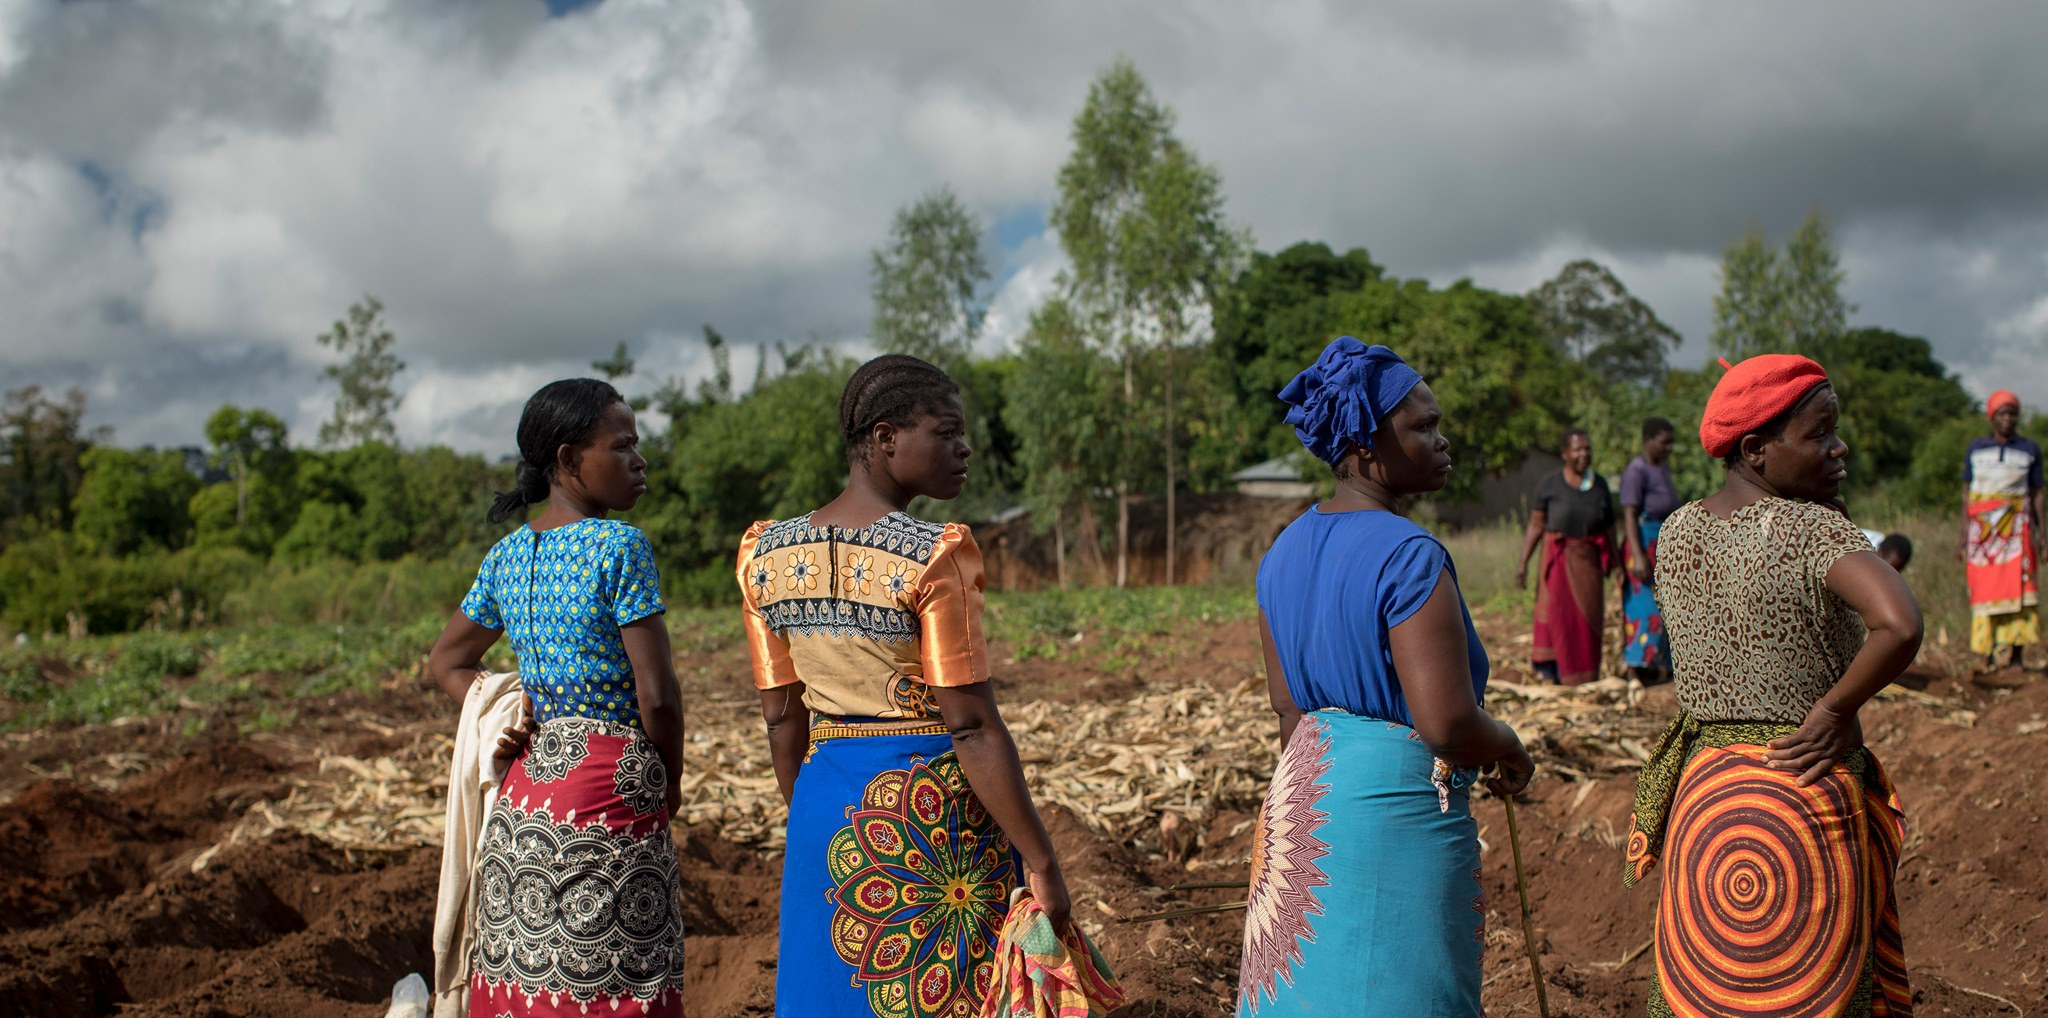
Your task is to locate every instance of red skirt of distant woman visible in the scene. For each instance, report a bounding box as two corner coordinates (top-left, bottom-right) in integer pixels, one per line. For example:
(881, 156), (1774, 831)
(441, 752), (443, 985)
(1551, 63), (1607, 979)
(1532, 532), (1611, 685)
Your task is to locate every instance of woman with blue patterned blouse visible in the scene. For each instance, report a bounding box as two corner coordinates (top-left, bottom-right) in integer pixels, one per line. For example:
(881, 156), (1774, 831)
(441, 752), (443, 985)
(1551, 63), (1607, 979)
(738, 355), (1081, 1018)
(429, 378), (685, 1017)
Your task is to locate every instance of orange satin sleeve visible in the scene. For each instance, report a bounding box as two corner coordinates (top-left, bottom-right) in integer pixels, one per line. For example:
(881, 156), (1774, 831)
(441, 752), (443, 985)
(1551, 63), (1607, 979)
(736, 520), (799, 690)
(914, 523), (991, 687)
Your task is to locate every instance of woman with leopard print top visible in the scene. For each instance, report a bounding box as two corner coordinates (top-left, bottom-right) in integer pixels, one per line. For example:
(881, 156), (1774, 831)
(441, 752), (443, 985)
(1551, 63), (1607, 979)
(1622, 354), (1921, 1018)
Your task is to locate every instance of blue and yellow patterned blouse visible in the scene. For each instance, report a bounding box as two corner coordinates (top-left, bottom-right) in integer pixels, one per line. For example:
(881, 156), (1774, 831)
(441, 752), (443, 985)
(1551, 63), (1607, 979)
(460, 517), (666, 728)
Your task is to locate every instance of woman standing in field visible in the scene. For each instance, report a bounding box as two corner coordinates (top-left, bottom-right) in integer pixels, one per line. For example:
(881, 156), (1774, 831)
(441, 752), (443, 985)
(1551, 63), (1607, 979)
(1619, 418), (1680, 685)
(1961, 389), (2042, 670)
(738, 354), (1074, 1018)
(427, 379), (686, 1017)
(1238, 337), (1533, 1016)
(1624, 355), (1920, 1017)
(1516, 428), (1618, 685)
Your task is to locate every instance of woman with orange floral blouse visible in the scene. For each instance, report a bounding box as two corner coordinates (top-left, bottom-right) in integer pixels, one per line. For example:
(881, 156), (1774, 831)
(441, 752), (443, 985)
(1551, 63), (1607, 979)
(736, 354), (1071, 1018)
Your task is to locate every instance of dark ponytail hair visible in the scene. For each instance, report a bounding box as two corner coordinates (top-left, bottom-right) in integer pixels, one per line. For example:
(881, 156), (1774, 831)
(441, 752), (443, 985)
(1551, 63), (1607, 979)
(838, 354), (961, 465)
(488, 378), (625, 524)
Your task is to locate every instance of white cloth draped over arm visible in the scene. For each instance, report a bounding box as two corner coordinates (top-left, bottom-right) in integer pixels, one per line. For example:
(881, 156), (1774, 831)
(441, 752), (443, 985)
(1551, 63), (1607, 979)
(432, 670), (524, 1018)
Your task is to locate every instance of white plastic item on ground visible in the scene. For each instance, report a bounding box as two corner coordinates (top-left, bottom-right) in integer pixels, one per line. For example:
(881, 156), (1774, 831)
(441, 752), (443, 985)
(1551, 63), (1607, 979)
(386, 972), (431, 1018)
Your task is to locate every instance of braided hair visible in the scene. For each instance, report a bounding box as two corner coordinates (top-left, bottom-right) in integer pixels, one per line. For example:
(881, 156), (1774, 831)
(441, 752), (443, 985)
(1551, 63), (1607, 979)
(838, 354), (961, 466)
(488, 378), (625, 523)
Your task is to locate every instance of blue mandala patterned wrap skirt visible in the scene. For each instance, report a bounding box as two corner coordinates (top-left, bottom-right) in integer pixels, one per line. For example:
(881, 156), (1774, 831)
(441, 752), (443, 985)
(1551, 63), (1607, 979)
(777, 716), (1019, 1018)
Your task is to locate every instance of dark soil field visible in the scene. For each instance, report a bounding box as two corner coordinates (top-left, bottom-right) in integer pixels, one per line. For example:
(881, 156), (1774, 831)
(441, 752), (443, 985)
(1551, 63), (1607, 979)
(680, 611), (2048, 1018)
(1, 604), (2042, 1017)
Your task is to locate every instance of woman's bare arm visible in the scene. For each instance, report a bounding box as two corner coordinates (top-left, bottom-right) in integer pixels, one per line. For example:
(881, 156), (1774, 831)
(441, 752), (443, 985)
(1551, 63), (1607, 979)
(427, 612), (533, 761)
(622, 616), (685, 813)
(1388, 570), (1532, 794)
(760, 683), (809, 805)
(428, 612), (502, 703)
(1516, 508), (1548, 587)
(1621, 504), (1647, 582)
(1259, 610), (1301, 752)
(933, 683), (1070, 932)
(1766, 551), (1923, 785)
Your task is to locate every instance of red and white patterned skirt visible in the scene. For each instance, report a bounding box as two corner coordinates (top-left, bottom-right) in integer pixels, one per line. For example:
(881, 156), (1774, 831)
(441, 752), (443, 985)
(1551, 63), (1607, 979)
(470, 717), (684, 1016)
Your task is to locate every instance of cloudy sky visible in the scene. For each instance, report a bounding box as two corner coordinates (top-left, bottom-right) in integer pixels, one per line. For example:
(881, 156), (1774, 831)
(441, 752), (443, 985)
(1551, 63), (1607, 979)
(4, 0), (2045, 455)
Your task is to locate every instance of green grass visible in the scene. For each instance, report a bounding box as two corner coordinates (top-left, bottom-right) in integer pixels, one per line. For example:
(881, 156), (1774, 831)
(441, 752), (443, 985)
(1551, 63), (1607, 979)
(667, 605), (744, 657)
(983, 584), (1258, 661)
(0, 511), (1980, 733)
(1847, 507), (1971, 651)
(1435, 518), (1536, 620)
(0, 615), (446, 731)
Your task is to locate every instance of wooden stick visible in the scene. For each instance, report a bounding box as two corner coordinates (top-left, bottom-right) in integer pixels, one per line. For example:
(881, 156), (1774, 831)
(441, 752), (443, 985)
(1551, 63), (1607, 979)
(1165, 880), (1250, 891)
(1503, 795), (1552, 1018)
(1116, 900), (1249, 924)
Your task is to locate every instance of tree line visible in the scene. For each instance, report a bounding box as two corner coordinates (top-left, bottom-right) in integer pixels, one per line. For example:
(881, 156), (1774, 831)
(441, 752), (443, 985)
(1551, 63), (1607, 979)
(0, 59), (2011, 636)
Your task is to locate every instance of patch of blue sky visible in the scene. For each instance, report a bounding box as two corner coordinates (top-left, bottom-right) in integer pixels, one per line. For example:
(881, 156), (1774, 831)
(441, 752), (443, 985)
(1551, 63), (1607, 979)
(74, 160), (163, 241)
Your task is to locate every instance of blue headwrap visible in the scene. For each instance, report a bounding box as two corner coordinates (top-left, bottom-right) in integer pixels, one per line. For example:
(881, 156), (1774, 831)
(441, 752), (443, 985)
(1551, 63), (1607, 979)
(1278, 336), (1424, 464)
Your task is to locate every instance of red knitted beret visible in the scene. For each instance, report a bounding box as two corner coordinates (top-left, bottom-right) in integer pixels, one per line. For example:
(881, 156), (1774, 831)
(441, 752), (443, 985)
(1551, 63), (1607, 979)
(1699, 354), (1829, 458)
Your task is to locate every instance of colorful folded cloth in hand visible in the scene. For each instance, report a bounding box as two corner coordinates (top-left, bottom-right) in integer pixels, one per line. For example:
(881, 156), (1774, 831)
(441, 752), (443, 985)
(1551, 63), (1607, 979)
(977, 888), (1125, 1018)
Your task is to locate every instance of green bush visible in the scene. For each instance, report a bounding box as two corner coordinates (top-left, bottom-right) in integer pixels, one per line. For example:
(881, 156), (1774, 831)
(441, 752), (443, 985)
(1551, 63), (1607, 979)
(215, 556), (476, 628)
(983, 585), (1257, 656)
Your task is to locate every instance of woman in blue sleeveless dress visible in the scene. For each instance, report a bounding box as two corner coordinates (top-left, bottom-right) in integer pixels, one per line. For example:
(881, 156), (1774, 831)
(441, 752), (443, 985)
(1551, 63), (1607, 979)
(429, 378), (686, 1017)
(1237, 338), (1534, 1016)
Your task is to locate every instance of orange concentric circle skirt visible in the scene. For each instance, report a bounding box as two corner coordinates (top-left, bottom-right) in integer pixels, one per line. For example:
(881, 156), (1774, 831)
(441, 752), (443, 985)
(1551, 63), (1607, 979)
(1654, 747), (1872, 1018)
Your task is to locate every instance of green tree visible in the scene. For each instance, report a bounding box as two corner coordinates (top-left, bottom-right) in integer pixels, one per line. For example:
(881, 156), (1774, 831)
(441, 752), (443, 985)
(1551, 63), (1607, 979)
(71, 447), (201, 556)
(1784, 210), (1852, 351)
(1529, 259), (1681, 388)
(1897, 415), (1988, 512)
(592, 340), (636, 381)
(1710, 226), (1786, 360)
(591, 341), (654, 412)
(0, 385), (103, 535)
(1052, 57), (1244, 585)
(1004, 298), (1114, 586)
(1710, 208), (1854, 360)
(870, 187), (990, 367)
(198, 406), (294, 553)
(1325, 276), (1581, 503)
(1209, 243), (1383, 467)
(316, 294), (406, 447)
(1808, 327), (1975, 489)
(398, 444), (508, 558)
(204, 406), (289, 529)
(651, 325), (735, 437)
(635, 346), (851, 602)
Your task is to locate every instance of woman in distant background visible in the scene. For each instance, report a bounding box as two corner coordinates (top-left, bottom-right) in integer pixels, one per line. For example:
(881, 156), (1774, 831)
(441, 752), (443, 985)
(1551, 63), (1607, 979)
(1618, 418), (1679, 685)
(1516, 428), (1617, 685)
(1962, 390), (2043, 670)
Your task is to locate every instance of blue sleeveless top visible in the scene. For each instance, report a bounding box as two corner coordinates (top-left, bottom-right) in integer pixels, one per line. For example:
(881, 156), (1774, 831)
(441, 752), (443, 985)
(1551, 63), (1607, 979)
(1255, 507), (1488, 726)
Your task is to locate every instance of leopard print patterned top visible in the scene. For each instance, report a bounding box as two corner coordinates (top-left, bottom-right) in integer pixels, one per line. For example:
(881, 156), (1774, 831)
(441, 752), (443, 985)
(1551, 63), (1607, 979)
(1654, 497), (1874, 722)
